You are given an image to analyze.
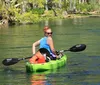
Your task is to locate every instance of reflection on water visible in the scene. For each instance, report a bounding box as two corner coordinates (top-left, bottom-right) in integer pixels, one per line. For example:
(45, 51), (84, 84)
(0, 17), (100, 85)
(30, 74), (48, 85)
(73, 17), (85, 25)
(28, 69), (58, 85)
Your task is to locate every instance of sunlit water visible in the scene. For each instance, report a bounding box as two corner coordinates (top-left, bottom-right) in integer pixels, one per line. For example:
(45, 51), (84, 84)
(0, 17), (100, 85)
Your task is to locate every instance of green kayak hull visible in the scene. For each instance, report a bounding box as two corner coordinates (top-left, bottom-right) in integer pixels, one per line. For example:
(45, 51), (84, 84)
(26, 54), (67, 73)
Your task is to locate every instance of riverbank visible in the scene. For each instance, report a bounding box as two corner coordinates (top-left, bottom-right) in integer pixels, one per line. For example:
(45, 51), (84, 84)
(0, 13), (100, 28)
(0, 19), (8, 28)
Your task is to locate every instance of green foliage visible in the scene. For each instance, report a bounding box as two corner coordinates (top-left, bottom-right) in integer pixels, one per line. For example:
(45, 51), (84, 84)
(62, 0), (69, 10)
(30, 8), (44, 15)
(45, 10), (54, 17)
(15, 12), (40, 23)
(0, 0), (100, 24)
(76, 3), (94, 13)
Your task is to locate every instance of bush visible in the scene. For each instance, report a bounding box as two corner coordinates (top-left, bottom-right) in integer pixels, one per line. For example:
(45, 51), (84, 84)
(76, 3), (94, 13)
(28, 8), (44, 15)
(15, 12), (40, 23)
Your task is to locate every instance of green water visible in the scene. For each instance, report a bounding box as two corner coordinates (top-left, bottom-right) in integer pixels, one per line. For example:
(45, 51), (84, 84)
(0, 17), (100, 85)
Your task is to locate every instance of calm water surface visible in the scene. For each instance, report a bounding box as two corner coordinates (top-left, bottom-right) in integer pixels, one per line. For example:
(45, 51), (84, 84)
(0, 17), (100, 85)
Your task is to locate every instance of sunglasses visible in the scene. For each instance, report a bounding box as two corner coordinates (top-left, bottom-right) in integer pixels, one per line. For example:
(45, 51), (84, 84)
(45, 32), (53, 35)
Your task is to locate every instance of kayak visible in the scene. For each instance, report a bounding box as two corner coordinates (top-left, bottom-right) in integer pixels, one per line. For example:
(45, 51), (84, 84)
(26, 54), (67, 72)
(26, 54), (67, 73)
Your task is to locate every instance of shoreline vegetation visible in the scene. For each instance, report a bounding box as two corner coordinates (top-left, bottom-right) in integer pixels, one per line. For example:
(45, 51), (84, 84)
(0, 11), (100, 28)
(0, 0), (100, 28)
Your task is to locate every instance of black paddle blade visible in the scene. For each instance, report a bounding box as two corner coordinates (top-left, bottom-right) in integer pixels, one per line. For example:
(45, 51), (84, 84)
(69, 44), (86, 52)
(2, 58), (19, 66)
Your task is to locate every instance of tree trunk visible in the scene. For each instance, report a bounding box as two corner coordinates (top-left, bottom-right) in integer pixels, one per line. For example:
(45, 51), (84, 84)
(45, 0), (48, 11)
(52, 8), (57, 16)
(59, 0), (62, 8)
(22, 1), (26, 13)
(69, 0), (73, 10)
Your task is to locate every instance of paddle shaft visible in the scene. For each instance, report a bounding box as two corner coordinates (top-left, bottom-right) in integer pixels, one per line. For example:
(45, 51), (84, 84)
(2, 44), (86, 66)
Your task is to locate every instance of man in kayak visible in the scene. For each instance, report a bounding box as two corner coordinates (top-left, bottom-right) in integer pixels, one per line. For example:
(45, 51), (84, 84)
(29, 26), (59, 64)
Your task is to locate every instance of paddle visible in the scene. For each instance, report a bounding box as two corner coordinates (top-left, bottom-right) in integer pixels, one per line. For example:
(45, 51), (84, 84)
(59, 44), (86, 53)
(2, 44), (86, 66)
(2, 48), (50, 66)
(2, 56), (32, 66)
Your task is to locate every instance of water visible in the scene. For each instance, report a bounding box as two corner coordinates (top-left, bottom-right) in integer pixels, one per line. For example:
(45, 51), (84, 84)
(0, 17), (100, 85)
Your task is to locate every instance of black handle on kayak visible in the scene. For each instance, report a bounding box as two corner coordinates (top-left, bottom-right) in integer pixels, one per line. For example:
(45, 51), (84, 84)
(2, 44), (86, 66)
